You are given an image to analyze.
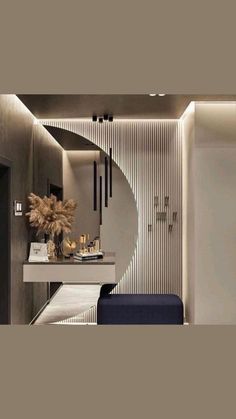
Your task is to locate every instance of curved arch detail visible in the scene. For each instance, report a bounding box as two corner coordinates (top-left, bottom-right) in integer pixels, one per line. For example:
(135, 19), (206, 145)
(40, 119), (183, 322)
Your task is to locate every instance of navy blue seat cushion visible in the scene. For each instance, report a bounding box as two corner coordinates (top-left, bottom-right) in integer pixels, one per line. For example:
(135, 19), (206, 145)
(97, 294), (183, 325)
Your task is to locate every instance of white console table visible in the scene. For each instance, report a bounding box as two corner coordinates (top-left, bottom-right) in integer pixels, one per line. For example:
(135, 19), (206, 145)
(23, 253), (116, 285)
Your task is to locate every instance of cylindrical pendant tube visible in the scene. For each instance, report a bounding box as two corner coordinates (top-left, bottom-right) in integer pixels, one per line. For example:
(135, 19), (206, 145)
(93, 161), (97, 211)
(99, 176), (102, 225)
(105, 156), (108, 207)
(109, 147), (112, 198)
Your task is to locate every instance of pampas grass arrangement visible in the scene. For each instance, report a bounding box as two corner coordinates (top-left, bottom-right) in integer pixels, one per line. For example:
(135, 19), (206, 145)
(26, 193), (77, 238)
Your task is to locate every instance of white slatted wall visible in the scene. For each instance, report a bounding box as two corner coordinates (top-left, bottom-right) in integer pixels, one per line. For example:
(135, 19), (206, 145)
(40, 119), (182, 322)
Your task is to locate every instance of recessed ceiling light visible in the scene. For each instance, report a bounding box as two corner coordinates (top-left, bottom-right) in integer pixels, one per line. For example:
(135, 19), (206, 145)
(149, 93), (157, 97)
(158, 93), (166, 96)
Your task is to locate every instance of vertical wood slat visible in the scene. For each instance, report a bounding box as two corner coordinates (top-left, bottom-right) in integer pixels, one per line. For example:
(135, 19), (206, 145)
(40, 119), (182, 323)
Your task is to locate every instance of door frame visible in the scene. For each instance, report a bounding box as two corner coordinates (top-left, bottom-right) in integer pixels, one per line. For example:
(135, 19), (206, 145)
(0, 155), (12, 324)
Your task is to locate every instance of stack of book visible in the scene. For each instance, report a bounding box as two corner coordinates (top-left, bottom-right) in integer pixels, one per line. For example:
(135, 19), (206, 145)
(73, 251), (104, 261)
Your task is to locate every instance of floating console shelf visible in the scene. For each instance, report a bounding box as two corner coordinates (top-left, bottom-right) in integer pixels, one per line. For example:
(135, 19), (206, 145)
(23, 253), (116, 284)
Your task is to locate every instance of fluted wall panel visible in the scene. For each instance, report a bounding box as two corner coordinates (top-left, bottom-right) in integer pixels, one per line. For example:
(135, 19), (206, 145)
(40, 119), (182, 322)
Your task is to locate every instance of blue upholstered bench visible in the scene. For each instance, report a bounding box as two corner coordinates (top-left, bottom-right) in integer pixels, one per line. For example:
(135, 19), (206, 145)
(97, 286), (183, 325)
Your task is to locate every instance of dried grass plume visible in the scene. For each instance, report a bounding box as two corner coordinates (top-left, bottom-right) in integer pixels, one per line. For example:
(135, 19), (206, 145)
(26, 193), (77, 236)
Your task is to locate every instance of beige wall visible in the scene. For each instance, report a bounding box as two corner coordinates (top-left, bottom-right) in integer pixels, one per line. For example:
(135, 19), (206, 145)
(183, 102), (236, 324)
(63, 150), (100, 242)
(44, 120), (183, 303)
(182, 103), (195, 323)
(100, 156), (138, 284)
(63, 149), (138, 284)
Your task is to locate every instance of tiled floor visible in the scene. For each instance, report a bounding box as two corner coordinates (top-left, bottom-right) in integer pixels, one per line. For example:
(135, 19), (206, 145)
(34, 284), (101, 325)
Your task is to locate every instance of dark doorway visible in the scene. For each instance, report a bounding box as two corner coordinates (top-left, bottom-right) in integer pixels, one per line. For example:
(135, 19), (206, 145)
(47, 180), (63, 299)
(0, 159), (11, 324)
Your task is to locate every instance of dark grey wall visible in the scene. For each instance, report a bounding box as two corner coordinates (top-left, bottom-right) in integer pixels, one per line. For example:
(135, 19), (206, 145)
(32, 122), (63, 317)
(0, 95), (62, 324)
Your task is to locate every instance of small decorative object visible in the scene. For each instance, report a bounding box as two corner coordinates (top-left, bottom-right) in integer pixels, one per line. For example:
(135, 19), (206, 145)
(78, 234), (101, 255)
(79, 234), (86, 252)
(61, 237), (77, 257)
(47, 239), (56, 259)
(26, 193), (77, 259)
(74, 251), (104, 261)
(28, 242), (49, 262)
(79, 233), (90, 252)
(94, 237), (100, 252)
